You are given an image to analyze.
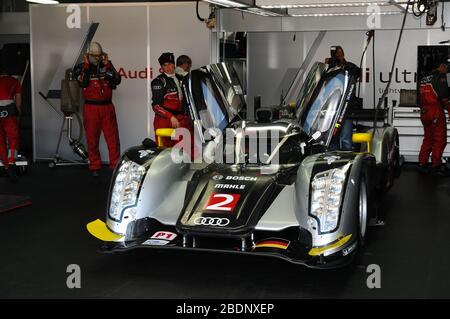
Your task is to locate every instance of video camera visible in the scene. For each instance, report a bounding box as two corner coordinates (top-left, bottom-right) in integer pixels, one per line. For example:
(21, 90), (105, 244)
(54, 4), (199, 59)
(328, 46), (339, 67)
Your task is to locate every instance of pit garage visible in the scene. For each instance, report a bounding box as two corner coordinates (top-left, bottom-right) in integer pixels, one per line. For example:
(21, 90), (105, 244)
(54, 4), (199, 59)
(1, 0), (450, 300)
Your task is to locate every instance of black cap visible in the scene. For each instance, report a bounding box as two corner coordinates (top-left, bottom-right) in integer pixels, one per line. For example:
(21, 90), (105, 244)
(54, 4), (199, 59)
(158, 52), (175, 66)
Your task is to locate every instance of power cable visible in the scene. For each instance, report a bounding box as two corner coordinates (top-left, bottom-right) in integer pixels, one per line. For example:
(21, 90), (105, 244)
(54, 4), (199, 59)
(373, 0), (412, 134)
(196, 1), (205, 22)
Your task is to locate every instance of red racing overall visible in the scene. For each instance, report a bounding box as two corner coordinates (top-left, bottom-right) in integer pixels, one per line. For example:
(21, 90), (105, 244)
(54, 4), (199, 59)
(418, 71), (450, 168)
(74, 61), (121, 171)
(151, 73), (192, 147)
(0, 75), (21, 168)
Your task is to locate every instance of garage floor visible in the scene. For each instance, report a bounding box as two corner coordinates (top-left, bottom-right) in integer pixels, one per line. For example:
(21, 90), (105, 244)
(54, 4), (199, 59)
(0, 163), (449, 298)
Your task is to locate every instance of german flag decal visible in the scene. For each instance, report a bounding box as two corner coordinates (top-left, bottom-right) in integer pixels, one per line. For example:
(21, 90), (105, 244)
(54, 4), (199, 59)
(255, 239), (290, 250)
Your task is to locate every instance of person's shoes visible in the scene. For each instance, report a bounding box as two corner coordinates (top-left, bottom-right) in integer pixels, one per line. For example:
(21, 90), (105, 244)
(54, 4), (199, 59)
(417, 163), (431, 174)
(432, 165), (450, 177)
(91, 170), (101, 178)
(6, 165), (18, 183)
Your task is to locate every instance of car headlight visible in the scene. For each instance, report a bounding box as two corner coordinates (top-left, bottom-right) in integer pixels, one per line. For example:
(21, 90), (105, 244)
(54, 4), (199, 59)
(108, 159), (146, 222)
(310, 164), (350, 233)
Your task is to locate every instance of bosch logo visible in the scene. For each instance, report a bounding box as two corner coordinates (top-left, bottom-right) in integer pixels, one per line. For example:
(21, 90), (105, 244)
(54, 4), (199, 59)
(225, 176), (258, 182)
(0, 111), (9, 118)
(194, 217), (230, 227)
(212, 175), (223, 181)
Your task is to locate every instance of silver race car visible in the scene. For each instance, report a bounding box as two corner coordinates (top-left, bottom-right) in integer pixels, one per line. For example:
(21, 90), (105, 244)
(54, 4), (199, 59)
(87, 62), (400, 269)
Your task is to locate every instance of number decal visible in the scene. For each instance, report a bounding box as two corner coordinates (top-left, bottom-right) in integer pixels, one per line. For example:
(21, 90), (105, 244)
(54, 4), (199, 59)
(204, 193), (241, 212)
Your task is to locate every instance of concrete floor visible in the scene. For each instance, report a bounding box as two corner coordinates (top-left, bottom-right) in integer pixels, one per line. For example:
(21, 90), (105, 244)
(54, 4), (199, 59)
(0, 163), (449, 298)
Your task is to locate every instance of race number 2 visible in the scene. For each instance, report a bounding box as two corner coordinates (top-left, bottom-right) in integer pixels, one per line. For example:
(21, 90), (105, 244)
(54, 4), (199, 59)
(205, 193), (241, 212)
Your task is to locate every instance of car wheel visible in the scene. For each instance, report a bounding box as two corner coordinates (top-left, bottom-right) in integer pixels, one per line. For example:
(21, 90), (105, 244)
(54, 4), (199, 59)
(379, 132), (400, 192)
(393, 133), (401, 178)
(358, 176), (368, 247)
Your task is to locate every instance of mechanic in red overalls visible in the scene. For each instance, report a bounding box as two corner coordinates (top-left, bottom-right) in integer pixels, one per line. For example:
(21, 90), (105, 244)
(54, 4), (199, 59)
(418, 62), (450, 176)
(74, 42), (121, 177)
(0, 65), (22, 181)
(151, 52), (192, 148)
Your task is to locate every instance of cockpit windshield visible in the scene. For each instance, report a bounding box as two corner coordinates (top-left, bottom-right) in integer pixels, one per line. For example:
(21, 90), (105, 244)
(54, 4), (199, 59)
(186, 63), (245, 132)
(295, 62), (327, 118)
(296, 66), (351, 145)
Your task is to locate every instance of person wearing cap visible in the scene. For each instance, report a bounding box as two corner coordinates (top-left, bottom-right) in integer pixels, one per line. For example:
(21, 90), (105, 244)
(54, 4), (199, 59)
(418, 62), (450, 177)
(175, 55), (192, 78)
(151, 52), (191, 147)
(325, 46), (360, 151)
(73, 42), (121, 177)
(0, 64), (22, 182)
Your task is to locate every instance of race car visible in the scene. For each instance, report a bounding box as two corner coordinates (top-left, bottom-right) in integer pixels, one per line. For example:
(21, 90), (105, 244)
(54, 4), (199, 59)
(87, 62), (400, 269)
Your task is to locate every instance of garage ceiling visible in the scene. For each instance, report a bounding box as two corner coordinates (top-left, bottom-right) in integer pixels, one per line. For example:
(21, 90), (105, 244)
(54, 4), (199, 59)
(203, 0), (407, 16)
(15, 0), (428, 18)
(258, 0), (405, 14)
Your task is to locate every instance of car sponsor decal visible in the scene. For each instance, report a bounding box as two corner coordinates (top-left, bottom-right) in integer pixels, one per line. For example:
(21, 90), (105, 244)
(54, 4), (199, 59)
(342, 242), (357, 257)
(141, 231), (178, 246)
(346, 84), (355, 101)
(255, 239), (290, 250)
(308, 234), (352, 256)
(204, 193), (241, 212)
(225, 176), (258, 182)
(194, 217), (230, 227)
(151, 231), (177, 241)
(323, 155), (341, 165)
(138, 149), (155, 158)
(211, 175), (258, 182)
(142, 239), (170, 246)
(214, 184), (246, 190)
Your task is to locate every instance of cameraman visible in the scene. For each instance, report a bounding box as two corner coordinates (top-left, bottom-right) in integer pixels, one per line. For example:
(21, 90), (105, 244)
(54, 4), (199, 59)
(326, 46), (360, 151)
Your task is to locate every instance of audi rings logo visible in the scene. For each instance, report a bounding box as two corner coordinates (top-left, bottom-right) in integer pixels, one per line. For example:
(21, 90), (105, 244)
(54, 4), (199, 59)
(212, 175), (223, 181)
(194, 217), (230, 227)
(0, 111), (9, 118)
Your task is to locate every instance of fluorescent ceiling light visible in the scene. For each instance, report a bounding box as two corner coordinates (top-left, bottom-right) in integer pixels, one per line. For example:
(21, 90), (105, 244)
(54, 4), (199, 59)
(239, 7), (286, 16)
(26, 0), (59, 4)
(291, 11), (401, 16)
(203, 0), (250, 7)
(262, 2), (391, 9)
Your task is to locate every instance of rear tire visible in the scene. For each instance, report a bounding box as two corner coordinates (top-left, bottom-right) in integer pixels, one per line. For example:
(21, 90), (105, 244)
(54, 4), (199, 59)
(379, 131), (400, 192)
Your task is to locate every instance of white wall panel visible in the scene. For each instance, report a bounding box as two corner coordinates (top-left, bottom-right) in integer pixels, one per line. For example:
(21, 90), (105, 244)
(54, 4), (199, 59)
(30, 5), (89, 160)
(247, 32), (305, 118)
(30, 2), (210, 161)
(148, 3), (210, 138)
(247, 28), (450, 115)
(89, 6), (148, 156)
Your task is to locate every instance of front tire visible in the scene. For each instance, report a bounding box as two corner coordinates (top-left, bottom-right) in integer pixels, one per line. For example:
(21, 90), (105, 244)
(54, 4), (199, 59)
(357, 176), (369, 247)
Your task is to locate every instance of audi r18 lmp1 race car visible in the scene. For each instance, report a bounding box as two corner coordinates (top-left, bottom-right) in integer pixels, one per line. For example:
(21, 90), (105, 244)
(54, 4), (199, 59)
(87, 62), (400, 269)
